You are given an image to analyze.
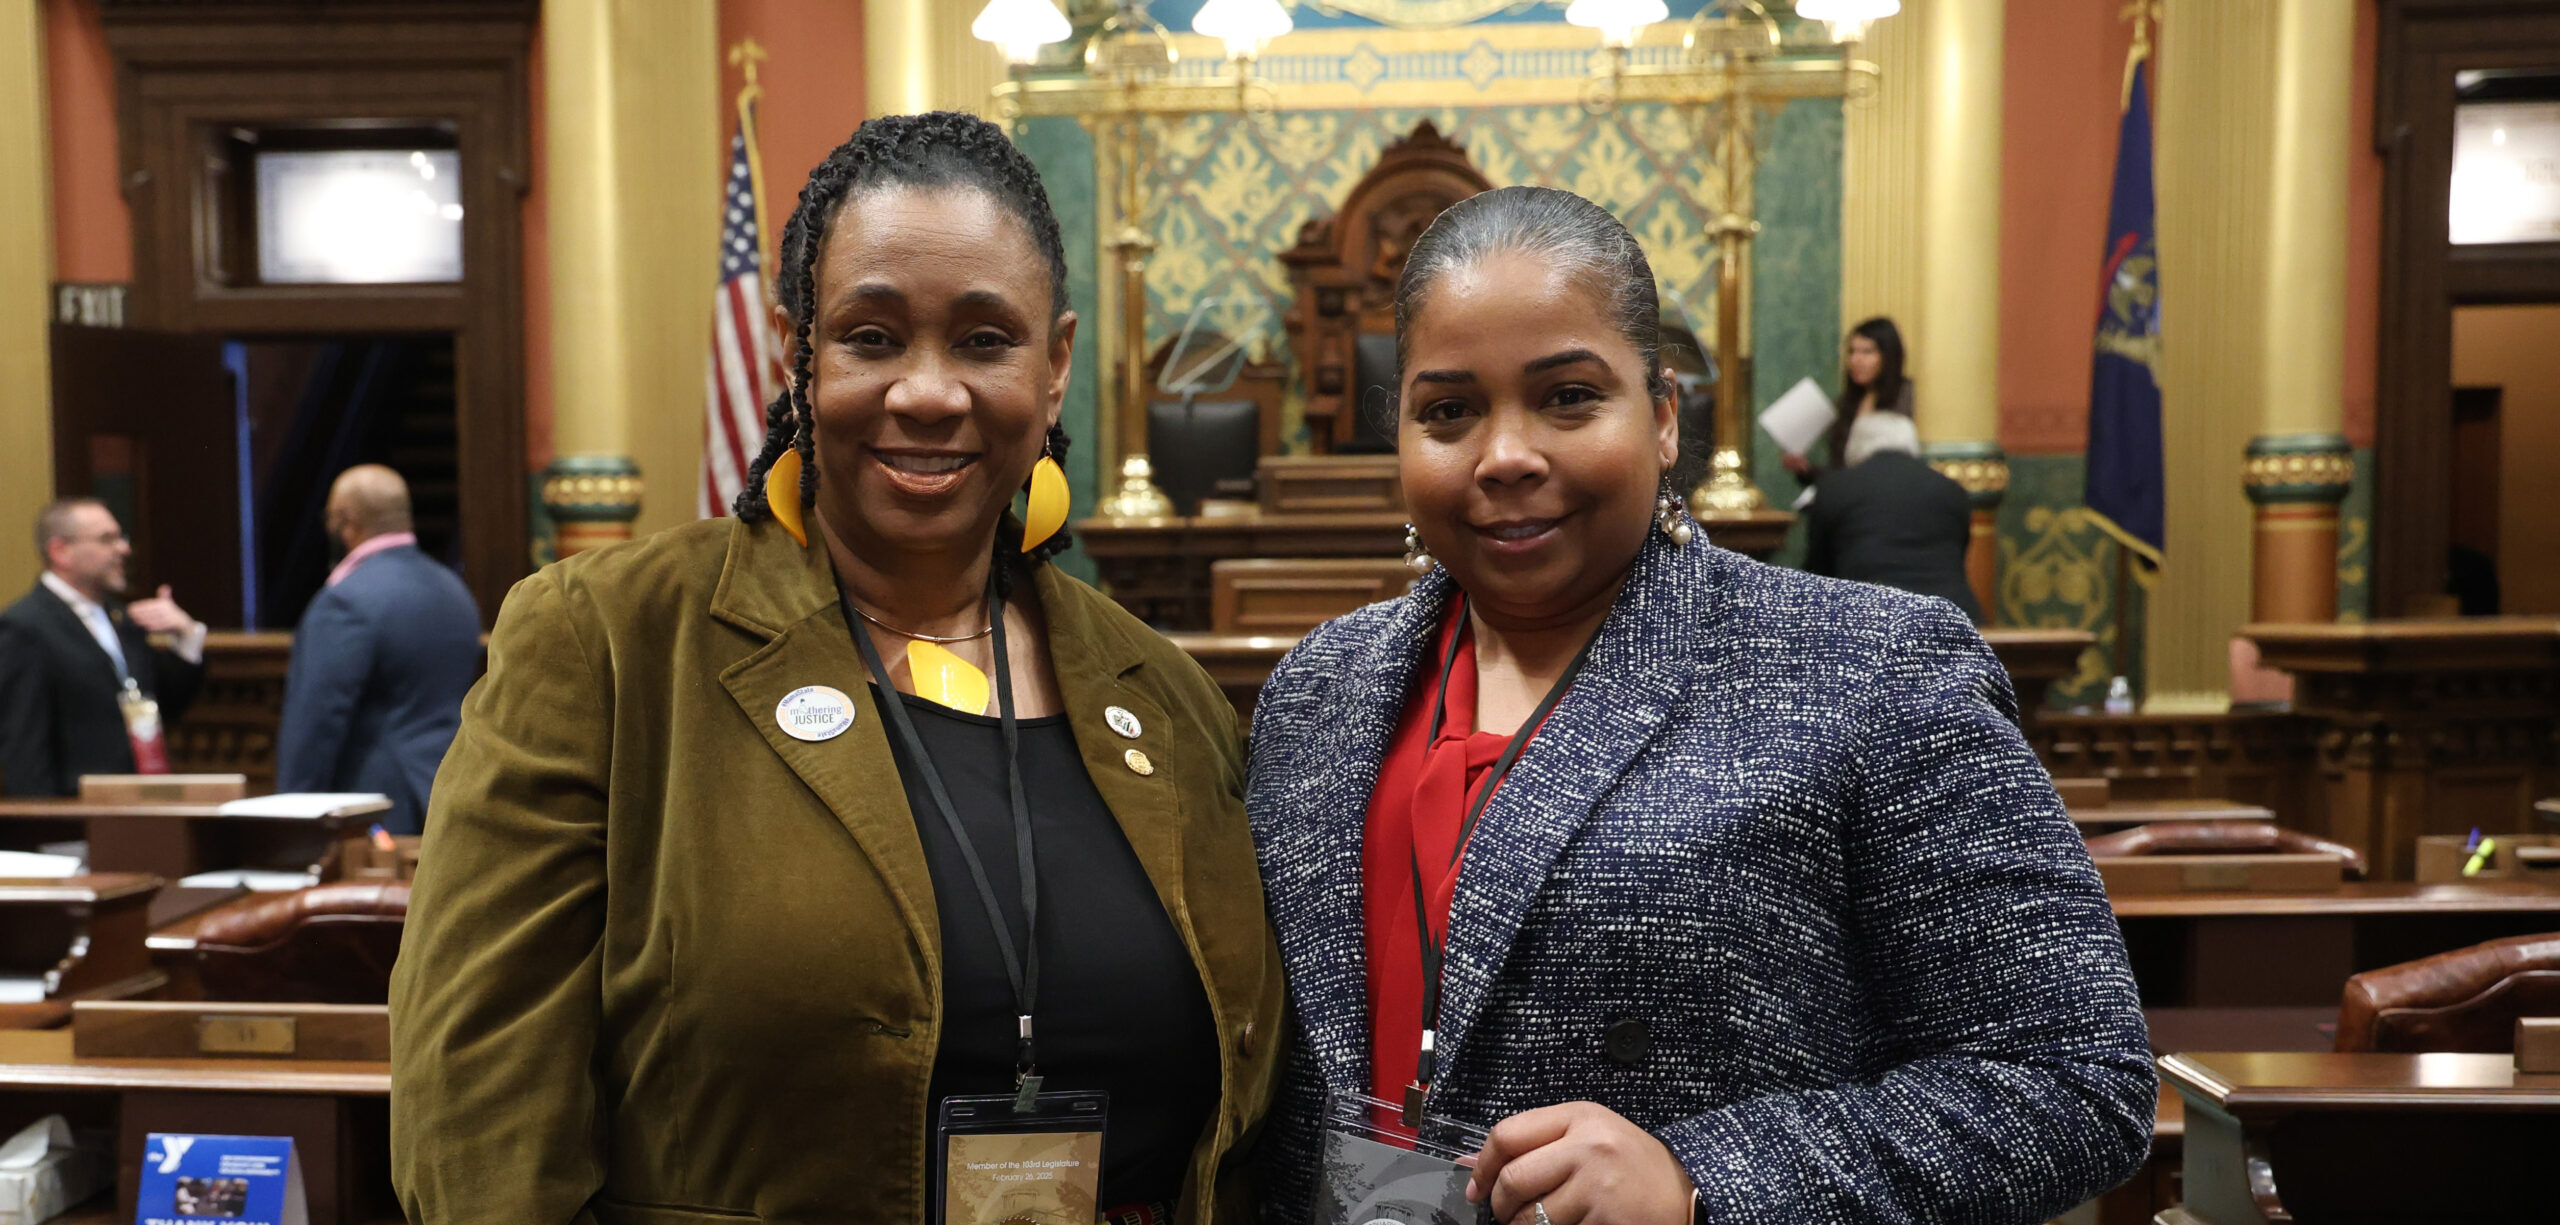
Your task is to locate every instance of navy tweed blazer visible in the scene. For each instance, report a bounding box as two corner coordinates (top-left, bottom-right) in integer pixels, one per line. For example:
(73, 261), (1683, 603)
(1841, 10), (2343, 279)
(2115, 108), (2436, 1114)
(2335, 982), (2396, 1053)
(1245, 526), (2154, 1224)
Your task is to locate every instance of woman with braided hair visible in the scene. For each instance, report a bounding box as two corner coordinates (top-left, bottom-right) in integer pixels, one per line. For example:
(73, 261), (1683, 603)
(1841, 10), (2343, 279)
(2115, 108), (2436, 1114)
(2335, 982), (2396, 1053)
(391, 112), (1283, 1224)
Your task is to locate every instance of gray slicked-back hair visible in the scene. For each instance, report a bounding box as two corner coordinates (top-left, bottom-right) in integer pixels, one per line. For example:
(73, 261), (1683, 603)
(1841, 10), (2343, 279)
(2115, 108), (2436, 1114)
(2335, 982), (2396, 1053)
(1844, 407), (1922, 468)
(1391, 185), (1675, 409)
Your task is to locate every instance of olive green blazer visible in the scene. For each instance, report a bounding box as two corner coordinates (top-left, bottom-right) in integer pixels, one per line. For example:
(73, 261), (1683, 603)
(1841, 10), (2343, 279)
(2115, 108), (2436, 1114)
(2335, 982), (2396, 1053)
(390, 516), (1285, 1225)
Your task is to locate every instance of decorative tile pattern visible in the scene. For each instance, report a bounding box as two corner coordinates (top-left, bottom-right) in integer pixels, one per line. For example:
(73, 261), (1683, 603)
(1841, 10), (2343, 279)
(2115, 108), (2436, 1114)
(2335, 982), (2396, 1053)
(1998, 454), (2132, 711)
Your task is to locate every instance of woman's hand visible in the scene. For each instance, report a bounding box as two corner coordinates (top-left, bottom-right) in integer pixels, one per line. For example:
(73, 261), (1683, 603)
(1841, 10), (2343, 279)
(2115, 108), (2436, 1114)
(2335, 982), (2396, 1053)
(1465, 1102), (1695, 1225)
(1780, 451), (1812, 477)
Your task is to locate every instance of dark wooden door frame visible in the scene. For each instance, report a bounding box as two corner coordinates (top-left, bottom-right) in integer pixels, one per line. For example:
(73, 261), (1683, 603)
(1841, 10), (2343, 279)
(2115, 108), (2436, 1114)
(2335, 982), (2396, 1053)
(102, 1), (537, 625)
(2373, 0), (2560, 618)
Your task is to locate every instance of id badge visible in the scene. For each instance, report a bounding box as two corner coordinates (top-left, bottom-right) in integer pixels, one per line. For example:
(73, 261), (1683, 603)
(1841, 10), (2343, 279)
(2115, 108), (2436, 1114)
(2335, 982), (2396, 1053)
(1309, 1091), (1492, 1225)
(116, 680), (169, 774)
(933, 1090), (1109, 1225)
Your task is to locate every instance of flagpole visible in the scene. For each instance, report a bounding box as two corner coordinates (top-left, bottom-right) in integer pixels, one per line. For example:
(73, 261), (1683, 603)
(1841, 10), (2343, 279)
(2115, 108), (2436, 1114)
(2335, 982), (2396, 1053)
(729, 38), (773, 285)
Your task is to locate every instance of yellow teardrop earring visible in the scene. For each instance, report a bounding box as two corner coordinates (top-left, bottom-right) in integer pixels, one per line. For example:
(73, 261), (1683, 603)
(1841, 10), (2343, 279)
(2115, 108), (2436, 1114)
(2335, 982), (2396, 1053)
(764, 443), (808, 548)
(1021, 440), (1068, 553)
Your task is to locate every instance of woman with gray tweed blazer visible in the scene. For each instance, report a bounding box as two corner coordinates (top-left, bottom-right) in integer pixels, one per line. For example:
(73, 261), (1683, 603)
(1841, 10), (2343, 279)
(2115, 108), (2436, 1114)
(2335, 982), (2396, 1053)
(1245, 187), (2154, 1225)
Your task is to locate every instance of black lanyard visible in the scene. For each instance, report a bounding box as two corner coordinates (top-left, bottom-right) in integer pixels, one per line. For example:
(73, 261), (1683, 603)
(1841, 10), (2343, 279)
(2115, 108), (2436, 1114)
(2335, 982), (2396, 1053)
(847, 575), (1047, 1112)
(1401, 600), (1598, 1127)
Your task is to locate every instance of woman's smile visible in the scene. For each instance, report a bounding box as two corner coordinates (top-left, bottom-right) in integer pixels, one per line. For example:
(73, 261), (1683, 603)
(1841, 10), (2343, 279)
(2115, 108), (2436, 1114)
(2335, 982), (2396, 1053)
(1471, 514), (1568, 553)
(870, 446), (981, 497)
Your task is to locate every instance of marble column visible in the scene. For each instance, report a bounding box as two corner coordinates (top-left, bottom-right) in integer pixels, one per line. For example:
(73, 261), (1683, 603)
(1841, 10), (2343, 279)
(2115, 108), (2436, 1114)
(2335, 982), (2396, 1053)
(541, 0), (721, 557)
(2248, 0), (2355, 623)
(0, 1), (50, 596)
(1915, 0), (2007, 623)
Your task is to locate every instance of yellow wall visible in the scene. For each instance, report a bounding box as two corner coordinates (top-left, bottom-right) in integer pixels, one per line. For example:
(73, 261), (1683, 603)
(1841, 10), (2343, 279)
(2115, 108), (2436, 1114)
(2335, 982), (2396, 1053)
(2452, 304), (2560, 616)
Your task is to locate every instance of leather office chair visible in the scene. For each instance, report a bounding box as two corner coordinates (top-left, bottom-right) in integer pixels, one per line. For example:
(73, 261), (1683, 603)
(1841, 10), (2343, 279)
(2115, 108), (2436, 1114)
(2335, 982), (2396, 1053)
(2335, 932), (2560, 1053)
(2081, 818), (2369, 879)
(188, 881), (409, 1004)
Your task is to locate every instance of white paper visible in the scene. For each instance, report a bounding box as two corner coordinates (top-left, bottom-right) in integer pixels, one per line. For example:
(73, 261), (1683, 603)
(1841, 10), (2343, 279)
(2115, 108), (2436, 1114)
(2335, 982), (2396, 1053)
(215, 792), (392, 819)
(1755, 376), (1838, 456)
(0, 977), (44, 1005)
(179, 870), (320, 892)
(0, 851), (81, 878)
(0, 1117), (67, 1170)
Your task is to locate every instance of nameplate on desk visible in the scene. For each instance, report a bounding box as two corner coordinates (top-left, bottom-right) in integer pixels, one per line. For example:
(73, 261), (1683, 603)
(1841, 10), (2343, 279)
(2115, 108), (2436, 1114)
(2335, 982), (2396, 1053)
(197, 1015), (296, 1056)
(136, 1133), (307, 1225)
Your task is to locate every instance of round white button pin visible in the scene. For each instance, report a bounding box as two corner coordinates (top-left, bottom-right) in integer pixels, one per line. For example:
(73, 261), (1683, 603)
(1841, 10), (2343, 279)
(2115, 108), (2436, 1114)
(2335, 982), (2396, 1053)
(775, 685), (857, 742)
(1104, 705), (1143, 739)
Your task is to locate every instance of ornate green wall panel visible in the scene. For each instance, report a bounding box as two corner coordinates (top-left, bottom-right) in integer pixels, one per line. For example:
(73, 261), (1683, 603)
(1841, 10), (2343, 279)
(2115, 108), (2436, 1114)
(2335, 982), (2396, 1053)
(1015, 116), (1105, 582)
(1998, 454), (2133, 711)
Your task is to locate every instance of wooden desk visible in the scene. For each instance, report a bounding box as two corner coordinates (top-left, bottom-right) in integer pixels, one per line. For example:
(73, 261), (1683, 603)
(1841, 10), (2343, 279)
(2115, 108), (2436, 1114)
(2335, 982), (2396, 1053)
(0, 797), (388, 884)
(1078, 511), (1799, 630)
(2244, 617), (2560, 880)
(0, 874), (166, 1005)
(2160, 1051), (2560, 1224)
(2072, 798), (2280, 828)
(2114, 882), (2560, 1010)
(1077, 511), (1407, 629)
(1162, 628), (2097, 727)
(0, 1027), (393, 1224)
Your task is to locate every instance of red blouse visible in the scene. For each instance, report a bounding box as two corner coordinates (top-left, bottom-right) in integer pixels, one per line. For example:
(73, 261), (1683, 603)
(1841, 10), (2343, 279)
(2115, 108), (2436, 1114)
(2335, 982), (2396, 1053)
(1361, 600), (1562, 1112)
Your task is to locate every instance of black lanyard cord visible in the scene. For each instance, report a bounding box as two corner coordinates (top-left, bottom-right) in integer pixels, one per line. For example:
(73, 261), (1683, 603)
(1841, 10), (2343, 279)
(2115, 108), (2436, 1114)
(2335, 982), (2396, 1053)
(1405, 600), (1599, 1111)
(846, 573), (1043, 1101)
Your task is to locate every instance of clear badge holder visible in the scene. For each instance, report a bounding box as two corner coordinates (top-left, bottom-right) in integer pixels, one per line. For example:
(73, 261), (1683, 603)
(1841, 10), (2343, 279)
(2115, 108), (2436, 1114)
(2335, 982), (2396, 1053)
(932, 1090), (1109, 1225)
(1309, 1091), (1494, 1225)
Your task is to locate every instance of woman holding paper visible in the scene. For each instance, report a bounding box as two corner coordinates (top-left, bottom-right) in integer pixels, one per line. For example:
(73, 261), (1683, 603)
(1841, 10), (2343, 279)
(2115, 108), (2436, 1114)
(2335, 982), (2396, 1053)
(1246, 188), (2151, 1225)
(1780, 316), (1913, 479)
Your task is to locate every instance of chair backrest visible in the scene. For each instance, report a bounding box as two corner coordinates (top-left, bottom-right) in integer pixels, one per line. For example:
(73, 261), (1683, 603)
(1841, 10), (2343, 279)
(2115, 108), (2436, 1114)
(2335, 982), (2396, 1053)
(191, 881), (410, 1004)
(2336, 932), (2560, 1053)
(2081, 818), (2368, 879)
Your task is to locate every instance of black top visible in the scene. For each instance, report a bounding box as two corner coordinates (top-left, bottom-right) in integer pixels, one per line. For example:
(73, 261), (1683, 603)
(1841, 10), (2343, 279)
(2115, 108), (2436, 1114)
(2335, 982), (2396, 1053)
(876, 686), (1221, 1209)
(1802, 452), (1987, 624)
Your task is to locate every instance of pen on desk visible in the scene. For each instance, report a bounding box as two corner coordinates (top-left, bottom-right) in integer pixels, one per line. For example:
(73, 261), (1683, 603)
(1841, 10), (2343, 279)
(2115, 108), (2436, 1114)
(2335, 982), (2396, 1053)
(2463, 837), (2497, 878)
(2463, 827), (2482, 854)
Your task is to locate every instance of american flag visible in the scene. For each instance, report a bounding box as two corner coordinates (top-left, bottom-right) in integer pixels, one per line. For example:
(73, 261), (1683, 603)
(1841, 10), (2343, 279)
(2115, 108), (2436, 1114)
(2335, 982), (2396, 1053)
(701, 115), (786, 518)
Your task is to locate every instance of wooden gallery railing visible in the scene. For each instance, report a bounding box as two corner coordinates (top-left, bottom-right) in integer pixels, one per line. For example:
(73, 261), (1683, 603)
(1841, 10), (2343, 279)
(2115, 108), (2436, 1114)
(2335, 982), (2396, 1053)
(184, 620), (2557, 877)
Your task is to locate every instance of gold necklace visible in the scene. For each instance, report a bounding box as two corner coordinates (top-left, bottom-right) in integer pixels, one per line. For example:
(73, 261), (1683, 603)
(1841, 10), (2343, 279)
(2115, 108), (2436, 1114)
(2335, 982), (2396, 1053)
(848, 600), (994, 644)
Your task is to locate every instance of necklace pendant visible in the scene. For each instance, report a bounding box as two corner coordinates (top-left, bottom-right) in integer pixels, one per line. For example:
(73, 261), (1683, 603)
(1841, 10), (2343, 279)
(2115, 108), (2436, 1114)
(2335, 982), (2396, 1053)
(907, 640), (991, 715)
(1401, 1081), (1428, 1130)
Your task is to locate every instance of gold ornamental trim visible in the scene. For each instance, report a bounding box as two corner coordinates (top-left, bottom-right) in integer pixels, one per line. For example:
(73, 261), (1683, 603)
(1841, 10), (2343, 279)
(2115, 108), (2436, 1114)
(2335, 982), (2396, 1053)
(1928, 457), (2011, 496)
(2240, 450), (2354, 488)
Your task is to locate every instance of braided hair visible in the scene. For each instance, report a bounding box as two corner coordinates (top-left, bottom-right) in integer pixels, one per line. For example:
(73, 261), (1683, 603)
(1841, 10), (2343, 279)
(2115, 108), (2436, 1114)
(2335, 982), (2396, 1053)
(735, 111), (1076, 569)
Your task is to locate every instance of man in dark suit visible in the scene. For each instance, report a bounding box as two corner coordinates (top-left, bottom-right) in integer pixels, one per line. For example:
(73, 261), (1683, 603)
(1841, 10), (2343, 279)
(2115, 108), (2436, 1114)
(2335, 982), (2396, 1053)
(1804, 411), (1988, 625)
(276, 466), (481, 834)
(0, 499), (208, 795)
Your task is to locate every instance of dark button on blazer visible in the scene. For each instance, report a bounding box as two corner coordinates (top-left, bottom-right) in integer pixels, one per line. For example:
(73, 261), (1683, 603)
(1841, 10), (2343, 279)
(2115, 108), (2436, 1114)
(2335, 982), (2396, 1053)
(1245, 531), (2154, 1225)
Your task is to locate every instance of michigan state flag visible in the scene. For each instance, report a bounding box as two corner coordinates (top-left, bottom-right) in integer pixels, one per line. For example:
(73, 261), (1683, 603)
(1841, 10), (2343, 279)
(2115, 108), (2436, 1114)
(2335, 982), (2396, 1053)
(2086, 56), (2165, 572)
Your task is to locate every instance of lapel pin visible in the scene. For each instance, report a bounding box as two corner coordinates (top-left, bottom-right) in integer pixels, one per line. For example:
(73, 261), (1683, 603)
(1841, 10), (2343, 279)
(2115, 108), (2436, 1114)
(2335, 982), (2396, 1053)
(775, 685), (857, 742)
(1123, 748), (1155, 776)
(1104, 706), (1143, 739)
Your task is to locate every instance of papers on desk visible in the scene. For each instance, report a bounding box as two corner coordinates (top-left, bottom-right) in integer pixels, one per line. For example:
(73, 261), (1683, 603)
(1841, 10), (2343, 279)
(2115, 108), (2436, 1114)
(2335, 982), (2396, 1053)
(0, 977), (44, 1005)
(1756, 376), (1838, 457)
(0, 851), (81, 878)
(179, 869), (320, 892)
(214, 792), (392, 819)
